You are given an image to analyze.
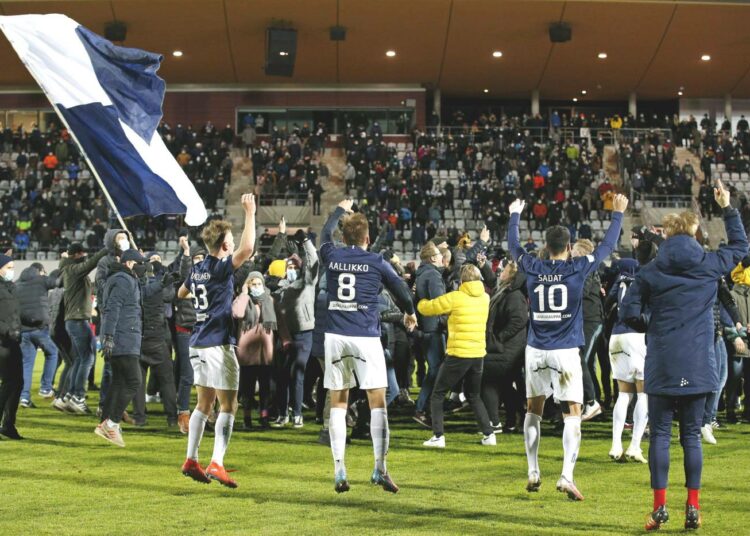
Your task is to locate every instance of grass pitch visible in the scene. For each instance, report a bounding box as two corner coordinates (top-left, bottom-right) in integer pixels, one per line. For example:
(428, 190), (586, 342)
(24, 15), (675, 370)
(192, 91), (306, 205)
(1, 356), (749, 535)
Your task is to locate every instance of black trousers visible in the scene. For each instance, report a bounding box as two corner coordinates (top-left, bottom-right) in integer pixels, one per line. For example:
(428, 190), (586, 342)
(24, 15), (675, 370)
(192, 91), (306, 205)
(133, 349), (177, 425)
(239, 365), (272, 416)
(431, 356), (492, 436)
(480, 359), (524, 428)
(103, 355), (142, 424)
(0, 341), (22, 429)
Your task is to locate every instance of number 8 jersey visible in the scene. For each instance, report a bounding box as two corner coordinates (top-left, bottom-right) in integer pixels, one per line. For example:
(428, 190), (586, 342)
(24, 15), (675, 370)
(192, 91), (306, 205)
(184, 255), (236, 348)
(507, 212), (623, 350)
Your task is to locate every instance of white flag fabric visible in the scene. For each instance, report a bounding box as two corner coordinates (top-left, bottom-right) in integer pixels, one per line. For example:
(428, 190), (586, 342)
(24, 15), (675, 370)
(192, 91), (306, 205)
(0, 14), (208, 226)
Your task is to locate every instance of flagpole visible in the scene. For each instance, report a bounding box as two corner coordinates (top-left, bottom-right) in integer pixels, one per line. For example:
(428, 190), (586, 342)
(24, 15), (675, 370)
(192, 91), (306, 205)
(6, 40), (134, 241)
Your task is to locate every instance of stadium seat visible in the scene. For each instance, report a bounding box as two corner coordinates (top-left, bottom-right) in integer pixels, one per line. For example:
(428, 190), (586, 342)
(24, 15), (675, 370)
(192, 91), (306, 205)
(403, 230), (411, 240)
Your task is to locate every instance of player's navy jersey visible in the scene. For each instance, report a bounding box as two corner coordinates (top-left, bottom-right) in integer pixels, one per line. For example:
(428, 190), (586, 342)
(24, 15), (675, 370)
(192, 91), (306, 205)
(320, 243), (405, 338)
(610, 274), (638, 335)
(184, 255), (235, 348)
(508, 211), (623, 350)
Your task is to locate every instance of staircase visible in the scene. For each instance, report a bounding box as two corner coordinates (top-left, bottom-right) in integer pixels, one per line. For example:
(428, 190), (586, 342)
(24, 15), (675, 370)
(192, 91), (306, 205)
(603, 145), (621, 185)
(223, 147), (348, 236)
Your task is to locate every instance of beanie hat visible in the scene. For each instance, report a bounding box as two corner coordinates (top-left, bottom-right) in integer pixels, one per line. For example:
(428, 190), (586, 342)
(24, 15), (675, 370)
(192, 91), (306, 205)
(0, 254), (12, 270)
(268, 259), (287, 278)
(286, 254), (303, 270)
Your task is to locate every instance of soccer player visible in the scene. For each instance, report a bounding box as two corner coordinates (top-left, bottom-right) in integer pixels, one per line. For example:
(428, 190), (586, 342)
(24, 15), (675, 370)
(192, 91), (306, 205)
(507, 193), (628, 501)
(321, 199), (418, 494)
(606, 259), (648, 464)
(177, 193), (256, 488)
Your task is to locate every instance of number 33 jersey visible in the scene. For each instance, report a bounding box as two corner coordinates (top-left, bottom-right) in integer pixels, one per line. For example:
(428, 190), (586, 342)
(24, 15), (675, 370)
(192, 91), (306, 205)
(321, 243), (404, 338)
(184, 255), (236, 348)
(519, 256), (600, 351)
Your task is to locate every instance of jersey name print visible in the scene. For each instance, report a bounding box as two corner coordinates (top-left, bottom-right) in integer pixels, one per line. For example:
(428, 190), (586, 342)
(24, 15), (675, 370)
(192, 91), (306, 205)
(507, 211), (623, 350)
(184, 255), (235, 348)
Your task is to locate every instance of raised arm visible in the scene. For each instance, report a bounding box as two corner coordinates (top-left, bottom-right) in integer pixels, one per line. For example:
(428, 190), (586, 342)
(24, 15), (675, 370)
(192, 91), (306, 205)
(710, 181), (749, 276)
(466, 226), (490, 264)
(589, 194), (628, 269)
(507, 199), (526, 262)
(70, 248), (109, 277)
(320, 200), (353, 263)
(302, 238), (319, 286)
(233, 193), (257, 270)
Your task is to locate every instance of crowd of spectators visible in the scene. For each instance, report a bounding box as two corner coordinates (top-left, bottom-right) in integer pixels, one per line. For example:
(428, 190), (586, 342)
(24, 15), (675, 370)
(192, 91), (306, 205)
(0, 119), (233, 257)
(341, 116), (622, 261)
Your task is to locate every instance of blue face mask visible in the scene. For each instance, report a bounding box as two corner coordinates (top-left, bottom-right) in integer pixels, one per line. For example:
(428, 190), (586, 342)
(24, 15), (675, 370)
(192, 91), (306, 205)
(250, 287), (265, 298)
(286, 269), (298, 282)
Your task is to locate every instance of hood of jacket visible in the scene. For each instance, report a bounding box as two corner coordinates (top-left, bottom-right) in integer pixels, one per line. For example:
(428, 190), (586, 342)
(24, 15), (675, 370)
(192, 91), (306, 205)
(460, 280), (485, 297)
(654, 235), (704, 275)
(104, 228), (130, 254)
(19, 265), (41, 282)
(502, 269), (526, 293)
(731, 263), (750, 286)
(617, 258), (639, 276)
(733, 282), (750, 297)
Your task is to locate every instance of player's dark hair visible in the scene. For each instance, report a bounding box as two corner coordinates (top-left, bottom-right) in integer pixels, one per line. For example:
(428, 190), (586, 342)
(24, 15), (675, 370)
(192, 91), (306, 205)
(545, 225), (571, 256)
(342, 213), (369, 246)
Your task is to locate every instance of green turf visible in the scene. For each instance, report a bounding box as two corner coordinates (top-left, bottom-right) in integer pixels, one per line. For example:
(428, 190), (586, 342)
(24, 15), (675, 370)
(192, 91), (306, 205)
(1, 355), (749, 536)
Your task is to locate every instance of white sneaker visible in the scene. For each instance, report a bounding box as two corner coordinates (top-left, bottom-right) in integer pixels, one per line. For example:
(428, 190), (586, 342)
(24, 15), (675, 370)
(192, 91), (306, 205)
(481, 433), (496, 446)
(38, 389), (55, 399)
(292, 415), (304, 428)
(422, 435), (446, 448)
(270, 416), (289, 428)
(95, 420), (125, 447)
(625, 446), (647, 463)
(52, 397), (67, 412)
(701, 424), (717, 445)
(609, 446), (624, 461)
(66, 395), (90, 414)
(581, 401), (602, 422)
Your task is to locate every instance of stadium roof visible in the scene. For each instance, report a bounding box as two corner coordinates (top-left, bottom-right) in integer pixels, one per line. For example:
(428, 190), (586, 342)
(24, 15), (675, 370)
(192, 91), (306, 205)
(1, 0), (750, 100)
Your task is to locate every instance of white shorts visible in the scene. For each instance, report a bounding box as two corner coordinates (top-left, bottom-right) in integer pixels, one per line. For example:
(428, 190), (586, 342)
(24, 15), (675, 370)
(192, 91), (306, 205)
(324, 333), (386, 390)
(190, 345), (239, 391)
(525, 346), (583, 404)
(609, 333), (646, 383)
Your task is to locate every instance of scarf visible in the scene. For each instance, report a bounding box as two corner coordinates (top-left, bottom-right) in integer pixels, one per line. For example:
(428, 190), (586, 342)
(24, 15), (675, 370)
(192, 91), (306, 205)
(241, 271), (277, 333)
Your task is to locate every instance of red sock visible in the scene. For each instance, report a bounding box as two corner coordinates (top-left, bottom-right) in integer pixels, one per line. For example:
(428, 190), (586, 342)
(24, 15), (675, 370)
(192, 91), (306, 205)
(653, 488), (667, 510)
(687, 488), (700, 509)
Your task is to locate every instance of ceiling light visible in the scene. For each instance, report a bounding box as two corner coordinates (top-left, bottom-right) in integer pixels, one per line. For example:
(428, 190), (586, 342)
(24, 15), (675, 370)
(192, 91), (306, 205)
(597, 52), (607, 59)
(573, 97), (578, 102)
(386, 50), (396, 57)
(483, 89), (489, 93)
(701, 54), (711, 61)
(581, 90), (587, 95)
(279, 51), (289, 56)
(492, 51), (503, 58)
(172, 50), (183, 57)
(678, 91), (683, 96)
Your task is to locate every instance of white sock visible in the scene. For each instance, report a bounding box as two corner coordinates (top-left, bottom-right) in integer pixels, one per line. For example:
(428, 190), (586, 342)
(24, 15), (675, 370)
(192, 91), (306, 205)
(211, 412), (235, 466)
(561, 416), (582, 481)
(329, 407), (347, 475)
(630, 393), (648, 451)
(612, 392), (633, 452)
(370, 408), (389, 473)
(186, 410), (208, 461)
(524, 413), (542, 476)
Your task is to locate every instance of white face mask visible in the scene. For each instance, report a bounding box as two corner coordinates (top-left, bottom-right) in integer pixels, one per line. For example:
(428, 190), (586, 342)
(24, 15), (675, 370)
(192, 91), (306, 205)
(250, 287), (265, 298)
(117, 238), (130, 252)
(2, 270), (14, 282)
(286, 269), (298, 282)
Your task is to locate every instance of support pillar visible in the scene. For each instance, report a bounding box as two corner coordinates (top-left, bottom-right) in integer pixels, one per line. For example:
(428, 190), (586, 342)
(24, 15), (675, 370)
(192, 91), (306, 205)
(531, 89), (540, 116)
(628, 92), (637, 118)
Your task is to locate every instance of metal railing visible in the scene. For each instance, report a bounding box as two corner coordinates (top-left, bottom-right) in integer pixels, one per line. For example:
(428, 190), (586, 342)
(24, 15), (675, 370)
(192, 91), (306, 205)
(257, 192), (311, 206)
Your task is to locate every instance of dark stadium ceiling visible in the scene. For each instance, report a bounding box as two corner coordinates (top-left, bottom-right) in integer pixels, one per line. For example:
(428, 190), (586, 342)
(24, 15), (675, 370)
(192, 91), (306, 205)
(1, 0), (750, 100)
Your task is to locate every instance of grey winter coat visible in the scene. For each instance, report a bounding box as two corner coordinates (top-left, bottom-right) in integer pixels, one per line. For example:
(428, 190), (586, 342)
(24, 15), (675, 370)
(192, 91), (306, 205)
(277, 239), (319, 334)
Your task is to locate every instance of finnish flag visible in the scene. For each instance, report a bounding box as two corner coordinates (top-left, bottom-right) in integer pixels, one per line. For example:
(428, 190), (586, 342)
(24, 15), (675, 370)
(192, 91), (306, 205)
(0, 14), (207, 226)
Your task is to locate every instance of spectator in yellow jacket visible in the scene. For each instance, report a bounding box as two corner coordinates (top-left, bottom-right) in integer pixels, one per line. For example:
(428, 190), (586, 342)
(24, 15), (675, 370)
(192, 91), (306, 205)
(417, 264), (494, 448)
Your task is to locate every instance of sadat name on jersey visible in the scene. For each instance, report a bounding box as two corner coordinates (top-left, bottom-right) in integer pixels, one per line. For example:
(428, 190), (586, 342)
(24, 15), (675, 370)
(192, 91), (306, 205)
(522, 258), (592, 349)
(184, 255), (235, 348)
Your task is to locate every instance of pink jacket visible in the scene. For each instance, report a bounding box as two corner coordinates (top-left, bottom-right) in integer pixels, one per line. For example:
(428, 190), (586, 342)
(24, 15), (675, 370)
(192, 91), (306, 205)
(232, 294), (274, 366)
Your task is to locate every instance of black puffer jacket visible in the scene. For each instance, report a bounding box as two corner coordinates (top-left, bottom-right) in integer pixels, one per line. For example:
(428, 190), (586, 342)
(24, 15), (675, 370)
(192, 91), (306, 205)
(140, 269), (173, 361)
(485, 270), (528, 368)
(169, 252), (195, 330)
(0, 279), (20, 346)
(15, 266), (59, 331)
(582, 271), (604, 324)
(100, 263), (142, 356)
